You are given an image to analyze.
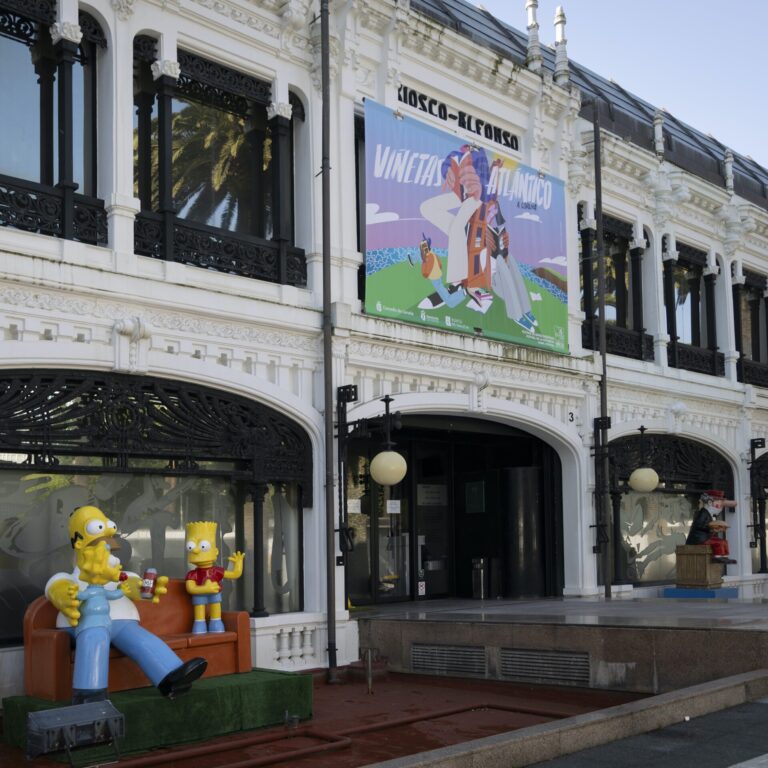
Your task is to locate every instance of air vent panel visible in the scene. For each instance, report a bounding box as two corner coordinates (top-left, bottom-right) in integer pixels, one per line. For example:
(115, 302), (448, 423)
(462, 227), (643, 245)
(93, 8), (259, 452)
(500, 648), (590, 686)
(411, 644), (486, 677)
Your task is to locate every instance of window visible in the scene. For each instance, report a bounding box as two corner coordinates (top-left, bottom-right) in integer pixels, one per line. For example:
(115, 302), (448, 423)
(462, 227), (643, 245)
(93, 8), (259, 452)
(133, 41), (305, 285)
(0, 370), (313, 644)
(671, 259), (706, 346)
(579, 208), (652, 360)
(663, 240), (723, 375)
(735, 271), (768, 387)
(0, 1), (106, 243)
(609, 433), (733, 585)
(582, 228), (633, 328)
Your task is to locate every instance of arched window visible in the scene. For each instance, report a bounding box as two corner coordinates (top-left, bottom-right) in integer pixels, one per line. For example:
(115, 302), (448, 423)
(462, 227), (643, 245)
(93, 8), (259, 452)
(663, 239), (724, 375)
(132, 38), (306, 286)
(0, 1), (106, 244)
(0, 370), (313, 644)
(608, 433), (733, 585)
(578, 207), (653, 360)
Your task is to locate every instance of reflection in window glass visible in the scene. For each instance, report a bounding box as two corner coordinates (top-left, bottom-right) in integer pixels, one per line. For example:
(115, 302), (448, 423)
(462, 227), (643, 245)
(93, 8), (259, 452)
(0, 36), (42, 181)
(620, 491), (693, 583)
(262, 483), (302, 614)
(0, 34), (94, 193)
(579, 230), (632, 329)
(345, 451), (372, 605)
(171, 96), (272, 238)
(0, 467), (248, 645)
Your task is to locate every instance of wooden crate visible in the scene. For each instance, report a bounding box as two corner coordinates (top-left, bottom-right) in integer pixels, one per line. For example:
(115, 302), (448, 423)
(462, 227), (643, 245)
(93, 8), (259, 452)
(675, 544), (724, 588)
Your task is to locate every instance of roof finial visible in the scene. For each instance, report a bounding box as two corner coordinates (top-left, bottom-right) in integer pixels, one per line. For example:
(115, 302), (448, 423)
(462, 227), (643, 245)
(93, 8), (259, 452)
(553, 6), (568, 86)
(526, 0), (542, 73)
(724, 149), (734, 195)
(653, 110), (664, 158)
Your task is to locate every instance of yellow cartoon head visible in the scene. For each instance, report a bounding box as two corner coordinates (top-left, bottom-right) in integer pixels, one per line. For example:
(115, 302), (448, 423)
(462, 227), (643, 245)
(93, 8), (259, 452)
(69, 505), (117, 551)
(185, 521), (219, 565)
(69, 506), (121, 584)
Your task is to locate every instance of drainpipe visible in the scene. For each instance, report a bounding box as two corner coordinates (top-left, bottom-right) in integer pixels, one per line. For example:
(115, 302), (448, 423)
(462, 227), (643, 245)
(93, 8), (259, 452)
(320, 0), (339, 682)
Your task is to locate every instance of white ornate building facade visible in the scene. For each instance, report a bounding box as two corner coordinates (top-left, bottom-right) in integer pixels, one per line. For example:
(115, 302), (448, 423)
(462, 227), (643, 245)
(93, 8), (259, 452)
(1, 0), (768, 698)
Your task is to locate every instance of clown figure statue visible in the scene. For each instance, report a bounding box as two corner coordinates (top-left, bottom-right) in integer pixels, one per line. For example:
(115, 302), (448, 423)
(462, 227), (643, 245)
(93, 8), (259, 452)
(185, 521), (245, 633)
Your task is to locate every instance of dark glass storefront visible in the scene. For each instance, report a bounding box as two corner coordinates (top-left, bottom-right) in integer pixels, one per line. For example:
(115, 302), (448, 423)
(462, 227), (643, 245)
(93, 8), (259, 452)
(0, 370), (312, 645)
(344, 416), (564, 604)
(609, 433), (735, 585)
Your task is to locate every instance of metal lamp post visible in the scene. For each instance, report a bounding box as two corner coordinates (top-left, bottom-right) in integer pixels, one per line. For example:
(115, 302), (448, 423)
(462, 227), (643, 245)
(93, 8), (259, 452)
(336, 385), (407, 573)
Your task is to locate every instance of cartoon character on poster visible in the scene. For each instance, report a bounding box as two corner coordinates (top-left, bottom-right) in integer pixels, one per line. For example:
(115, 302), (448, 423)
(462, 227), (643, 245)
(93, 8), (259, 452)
(363, 99), (567, 353)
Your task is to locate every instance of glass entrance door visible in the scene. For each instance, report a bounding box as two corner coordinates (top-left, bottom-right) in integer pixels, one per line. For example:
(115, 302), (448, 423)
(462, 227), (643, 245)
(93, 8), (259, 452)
(345, 441), (410, 605)
(414, 443), (451, 599)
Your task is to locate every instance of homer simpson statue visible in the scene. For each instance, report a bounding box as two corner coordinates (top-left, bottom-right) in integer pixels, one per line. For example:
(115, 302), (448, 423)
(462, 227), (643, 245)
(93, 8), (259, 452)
(185, 521), (244, 634)
(46, 506), (207, 703)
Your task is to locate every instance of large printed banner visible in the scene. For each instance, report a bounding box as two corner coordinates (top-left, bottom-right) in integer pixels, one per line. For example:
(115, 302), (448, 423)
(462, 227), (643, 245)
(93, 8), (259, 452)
(364, 99), (568, 354)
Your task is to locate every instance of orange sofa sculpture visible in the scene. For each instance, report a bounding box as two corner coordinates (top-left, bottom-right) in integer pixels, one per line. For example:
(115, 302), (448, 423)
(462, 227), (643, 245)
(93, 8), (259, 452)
(24, 578), (252, 702)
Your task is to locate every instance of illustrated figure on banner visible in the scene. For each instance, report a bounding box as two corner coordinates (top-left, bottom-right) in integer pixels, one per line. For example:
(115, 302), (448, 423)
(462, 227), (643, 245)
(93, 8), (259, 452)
(418, 144), (538, 331)
(46, 506), (207, 703)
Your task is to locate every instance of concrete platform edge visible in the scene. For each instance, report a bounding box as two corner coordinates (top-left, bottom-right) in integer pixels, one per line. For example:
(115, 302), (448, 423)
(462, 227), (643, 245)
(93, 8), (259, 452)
(362, 669), (768, 768)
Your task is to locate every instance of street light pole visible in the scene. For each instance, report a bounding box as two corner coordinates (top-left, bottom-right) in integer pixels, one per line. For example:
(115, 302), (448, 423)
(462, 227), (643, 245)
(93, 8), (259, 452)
(592, 99), (612, 599)
(320, 0), (338, 682)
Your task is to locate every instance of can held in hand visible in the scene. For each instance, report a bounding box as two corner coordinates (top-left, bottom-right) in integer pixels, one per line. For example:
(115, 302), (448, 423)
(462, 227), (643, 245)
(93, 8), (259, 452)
(140, 568), (158, 599)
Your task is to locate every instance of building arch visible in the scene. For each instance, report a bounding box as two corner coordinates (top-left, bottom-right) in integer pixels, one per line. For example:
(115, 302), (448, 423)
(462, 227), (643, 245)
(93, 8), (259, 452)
(0, 368), (315, 643)
(607, 430), (735, 585)
(342, 390), (587, 600)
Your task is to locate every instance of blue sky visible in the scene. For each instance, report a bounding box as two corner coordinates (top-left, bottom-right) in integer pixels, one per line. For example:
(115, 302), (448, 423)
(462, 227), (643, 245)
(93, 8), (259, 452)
(476, 0), (768, 168)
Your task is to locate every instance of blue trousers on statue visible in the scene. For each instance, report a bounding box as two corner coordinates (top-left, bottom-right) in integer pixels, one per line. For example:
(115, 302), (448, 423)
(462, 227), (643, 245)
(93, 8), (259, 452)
(70, 619), (183, 692)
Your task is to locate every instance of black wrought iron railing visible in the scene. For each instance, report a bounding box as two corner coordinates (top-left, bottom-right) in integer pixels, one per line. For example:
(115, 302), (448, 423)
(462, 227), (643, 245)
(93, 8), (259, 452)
(667, 340), (725, 376)
(0, 173), (107, 246)
(741, 358), (768, 388)
(134, 212), (307, 287)
(581, 320), (654, 361)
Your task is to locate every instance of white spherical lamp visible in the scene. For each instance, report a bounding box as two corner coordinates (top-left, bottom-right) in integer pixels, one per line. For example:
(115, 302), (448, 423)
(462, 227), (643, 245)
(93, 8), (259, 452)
(369, 450), (407, 486)
(628, 467), (659, 493)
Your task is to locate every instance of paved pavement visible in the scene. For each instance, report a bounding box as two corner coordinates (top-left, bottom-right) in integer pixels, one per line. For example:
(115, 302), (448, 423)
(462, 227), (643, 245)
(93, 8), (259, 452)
(530, 698), (768, 768)
(354, 593), (768, 631)
(357, 595), (768, 767)
(5, 594), (768, 767)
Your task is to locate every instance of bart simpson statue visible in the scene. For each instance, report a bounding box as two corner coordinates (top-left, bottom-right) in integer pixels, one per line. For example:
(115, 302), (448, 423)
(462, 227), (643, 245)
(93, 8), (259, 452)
(46, 506), (207, 703)
(185, 521), (245, 634)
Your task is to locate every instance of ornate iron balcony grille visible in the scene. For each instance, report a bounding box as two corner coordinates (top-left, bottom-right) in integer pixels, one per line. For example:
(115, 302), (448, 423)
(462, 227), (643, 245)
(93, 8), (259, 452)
(741, 359), (768, 389)
(0, 174), (107, 246)
(0, 370), (313, 504)
(134, 213), (307, 287)
(581, 320), (654, 361)
(667, 341), (725, 377)
(608, 433), (732, 496)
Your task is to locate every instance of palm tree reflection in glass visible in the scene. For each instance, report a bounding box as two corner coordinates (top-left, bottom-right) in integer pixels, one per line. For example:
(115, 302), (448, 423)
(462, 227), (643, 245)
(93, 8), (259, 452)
(135, 95), (273, 238)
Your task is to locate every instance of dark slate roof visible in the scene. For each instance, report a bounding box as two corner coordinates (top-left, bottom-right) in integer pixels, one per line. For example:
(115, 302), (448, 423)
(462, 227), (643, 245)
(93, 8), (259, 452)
(411, 0), (768, 211)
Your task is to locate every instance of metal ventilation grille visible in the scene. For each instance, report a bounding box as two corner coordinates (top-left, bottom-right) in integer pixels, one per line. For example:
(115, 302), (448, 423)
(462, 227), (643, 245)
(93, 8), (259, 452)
(411, 644), (486, 676)
(500, 648), (590, 686)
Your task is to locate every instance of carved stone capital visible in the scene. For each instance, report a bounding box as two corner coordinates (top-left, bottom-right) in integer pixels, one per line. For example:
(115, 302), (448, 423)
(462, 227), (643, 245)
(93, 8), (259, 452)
(268, 101), (293, 121)
(151, 59), (181, 81)
(111, 0), (136, 21)
(50, 22), (82, 45)
(278, 0), (311, 31)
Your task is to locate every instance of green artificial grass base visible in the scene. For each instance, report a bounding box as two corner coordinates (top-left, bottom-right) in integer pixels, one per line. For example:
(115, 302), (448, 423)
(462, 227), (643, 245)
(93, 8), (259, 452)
(3, 668), (312, 765)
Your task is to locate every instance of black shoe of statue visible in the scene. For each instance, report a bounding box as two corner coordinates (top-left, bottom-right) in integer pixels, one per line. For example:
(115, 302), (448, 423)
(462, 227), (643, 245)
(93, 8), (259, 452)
(158, 657), (207, 699)
(72, 688), (108, 705)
